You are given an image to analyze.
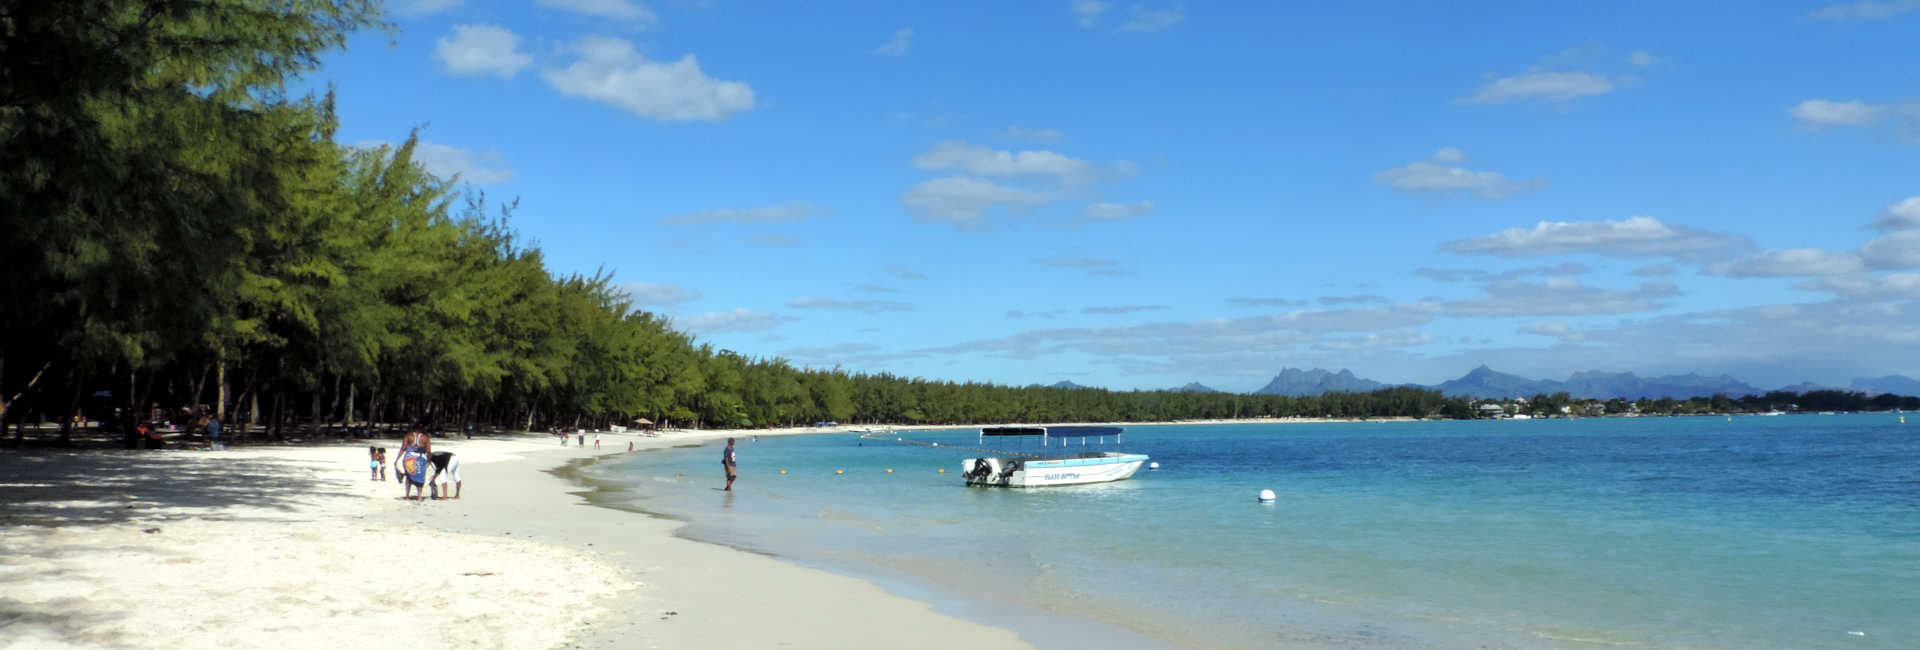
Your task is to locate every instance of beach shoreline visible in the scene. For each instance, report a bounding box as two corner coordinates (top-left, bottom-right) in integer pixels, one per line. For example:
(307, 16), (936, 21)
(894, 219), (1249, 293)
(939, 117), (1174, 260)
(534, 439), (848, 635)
(0, 417), (1399, 649)
(0, 426), (1065, 649)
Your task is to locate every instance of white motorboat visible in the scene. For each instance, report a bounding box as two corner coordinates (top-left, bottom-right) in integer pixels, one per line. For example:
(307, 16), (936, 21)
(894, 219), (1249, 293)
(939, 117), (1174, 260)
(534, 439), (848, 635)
(961, 426), (1148, 488)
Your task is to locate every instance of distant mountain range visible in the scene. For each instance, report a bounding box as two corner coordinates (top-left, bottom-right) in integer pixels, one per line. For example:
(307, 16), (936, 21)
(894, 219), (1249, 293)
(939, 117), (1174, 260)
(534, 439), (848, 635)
(1255, 368), (1387, 396)
(1851, 375), (1920, 396)
(1249, 366), (1920, 400)
(1037, 368), (1919, 399)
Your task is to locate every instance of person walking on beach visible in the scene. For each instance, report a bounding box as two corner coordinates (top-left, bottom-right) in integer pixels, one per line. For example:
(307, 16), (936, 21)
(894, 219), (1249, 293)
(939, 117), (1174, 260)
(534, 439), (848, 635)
(722, 437), (738, 491)
(205, 415), (221, 448)
(593, 433), (601, 449)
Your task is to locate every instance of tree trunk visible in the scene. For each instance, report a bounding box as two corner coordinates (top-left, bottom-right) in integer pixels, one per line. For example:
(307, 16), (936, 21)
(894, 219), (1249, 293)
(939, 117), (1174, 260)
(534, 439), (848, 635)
(215, 352), (228, 421)
(188, 359), (210, 412)
(328, 374), (344, 427)
(269, 390), (284, 441)
(346, 382), (357, 426)
(59, 371), (82, 446)
(4, 355), (53, 446)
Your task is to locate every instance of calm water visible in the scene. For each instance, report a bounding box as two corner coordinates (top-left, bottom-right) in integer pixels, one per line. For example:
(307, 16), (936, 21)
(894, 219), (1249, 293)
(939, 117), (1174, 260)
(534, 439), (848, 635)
(581, 416), (1919, 649)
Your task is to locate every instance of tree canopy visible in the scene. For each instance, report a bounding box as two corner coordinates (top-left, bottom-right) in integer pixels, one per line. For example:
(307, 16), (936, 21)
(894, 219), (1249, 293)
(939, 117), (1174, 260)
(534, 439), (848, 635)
(4, 2), (1915, 444)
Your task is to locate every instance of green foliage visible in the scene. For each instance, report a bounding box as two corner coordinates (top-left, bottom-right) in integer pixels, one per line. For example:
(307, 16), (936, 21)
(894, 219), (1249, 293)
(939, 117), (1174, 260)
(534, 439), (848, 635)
(6, 3), (1917, 439)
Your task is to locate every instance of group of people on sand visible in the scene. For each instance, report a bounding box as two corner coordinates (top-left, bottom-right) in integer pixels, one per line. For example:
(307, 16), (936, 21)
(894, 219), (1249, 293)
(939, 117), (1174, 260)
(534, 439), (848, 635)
(369, 427), (462, 500)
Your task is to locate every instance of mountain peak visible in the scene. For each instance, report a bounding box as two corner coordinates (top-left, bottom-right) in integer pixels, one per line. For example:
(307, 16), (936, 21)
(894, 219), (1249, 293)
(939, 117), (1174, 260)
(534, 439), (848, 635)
(1254, 367), (1385, 396)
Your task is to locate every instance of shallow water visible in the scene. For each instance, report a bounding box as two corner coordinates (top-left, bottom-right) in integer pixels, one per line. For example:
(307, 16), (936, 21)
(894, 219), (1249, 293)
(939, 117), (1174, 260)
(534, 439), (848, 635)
(584, 416), (1919, 649)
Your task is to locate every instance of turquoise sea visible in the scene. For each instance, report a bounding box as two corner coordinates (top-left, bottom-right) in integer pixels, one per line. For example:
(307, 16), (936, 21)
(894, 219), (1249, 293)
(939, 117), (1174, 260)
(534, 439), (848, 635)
(580, 415), (1918, 649)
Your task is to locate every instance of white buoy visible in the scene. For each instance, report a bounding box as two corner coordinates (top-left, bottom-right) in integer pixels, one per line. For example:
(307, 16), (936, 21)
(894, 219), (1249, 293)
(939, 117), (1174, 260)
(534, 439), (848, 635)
(1148, 461), (1160, 470)
(931, 442), (939, 447)
(1258, 489), (1277, 503)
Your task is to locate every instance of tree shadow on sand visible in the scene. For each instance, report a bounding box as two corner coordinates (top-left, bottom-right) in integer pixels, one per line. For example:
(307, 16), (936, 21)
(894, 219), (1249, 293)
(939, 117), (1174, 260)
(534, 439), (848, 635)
(0, 451), (357, 528)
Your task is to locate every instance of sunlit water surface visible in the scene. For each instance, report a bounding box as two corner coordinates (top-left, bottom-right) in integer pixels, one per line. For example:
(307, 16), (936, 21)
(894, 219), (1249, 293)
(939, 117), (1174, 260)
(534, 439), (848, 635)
(581, 415), (1918, 649)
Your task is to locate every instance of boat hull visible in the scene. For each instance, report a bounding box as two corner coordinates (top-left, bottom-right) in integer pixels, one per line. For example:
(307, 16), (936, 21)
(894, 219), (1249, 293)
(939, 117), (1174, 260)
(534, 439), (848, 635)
(962, 452), (1148, 488)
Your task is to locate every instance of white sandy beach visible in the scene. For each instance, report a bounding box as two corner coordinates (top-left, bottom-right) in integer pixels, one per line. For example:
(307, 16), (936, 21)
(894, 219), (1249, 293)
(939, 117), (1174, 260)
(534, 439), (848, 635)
(0, 428), (1034, 649)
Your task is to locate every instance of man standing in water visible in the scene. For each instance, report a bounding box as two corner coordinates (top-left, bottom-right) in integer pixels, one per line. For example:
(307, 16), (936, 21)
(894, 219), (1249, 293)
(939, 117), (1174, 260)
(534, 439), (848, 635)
(722, 437), (737, 491)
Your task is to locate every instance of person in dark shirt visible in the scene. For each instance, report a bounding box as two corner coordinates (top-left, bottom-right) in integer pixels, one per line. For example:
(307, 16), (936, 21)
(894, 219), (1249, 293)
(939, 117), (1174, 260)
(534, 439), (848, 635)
(722, 438), (737, 491)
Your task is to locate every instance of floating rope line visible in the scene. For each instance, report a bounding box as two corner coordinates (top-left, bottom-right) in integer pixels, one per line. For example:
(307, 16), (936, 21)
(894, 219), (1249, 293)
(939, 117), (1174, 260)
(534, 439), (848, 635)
(858, 430), (1048, 459)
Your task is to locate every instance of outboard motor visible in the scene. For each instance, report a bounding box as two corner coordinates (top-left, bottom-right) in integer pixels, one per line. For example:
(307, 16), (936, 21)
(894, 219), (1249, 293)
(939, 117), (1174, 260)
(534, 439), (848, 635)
(965, 458), (995, 481)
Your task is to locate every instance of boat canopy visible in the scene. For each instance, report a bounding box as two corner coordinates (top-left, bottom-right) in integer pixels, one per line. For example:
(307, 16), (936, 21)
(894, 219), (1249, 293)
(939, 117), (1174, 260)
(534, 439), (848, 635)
(980, 425), (1122, 437)
(979, 426), (1123, 445)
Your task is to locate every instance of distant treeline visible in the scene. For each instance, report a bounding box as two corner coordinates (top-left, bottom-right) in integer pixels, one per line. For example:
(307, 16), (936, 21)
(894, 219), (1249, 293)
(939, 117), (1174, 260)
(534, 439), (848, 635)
(3, 4), (1914, 446)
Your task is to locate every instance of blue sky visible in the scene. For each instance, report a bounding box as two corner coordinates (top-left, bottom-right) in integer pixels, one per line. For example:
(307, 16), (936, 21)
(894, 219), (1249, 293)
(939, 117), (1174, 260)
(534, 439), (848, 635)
(314, 1), (1920, 391)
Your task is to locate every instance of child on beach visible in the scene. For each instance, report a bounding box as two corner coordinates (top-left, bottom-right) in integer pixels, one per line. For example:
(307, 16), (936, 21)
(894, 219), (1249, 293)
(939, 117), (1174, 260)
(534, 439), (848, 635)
(593, 433), (601, 449)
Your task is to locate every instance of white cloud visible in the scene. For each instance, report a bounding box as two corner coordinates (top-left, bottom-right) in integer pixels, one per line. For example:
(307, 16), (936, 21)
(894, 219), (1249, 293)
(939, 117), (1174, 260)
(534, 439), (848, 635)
(1520, 321), (1582, 340)
(434, 25), (532, 79)
(394, 0), (463, 15)
(1116, 4), (1184, 33)
(748, 235), (802, 248)
(1796, 274), (1920, 300)
(677, 309), (792, 334)
(1374, 149), (1544, 200)
(542, 37), (754, 122)
(1790, 99), (1888, 128)
(901, 176), (1053, 226)
(1320, 295), (1389, 306)
(1628, 50), (1660, 67)
(1442, 216), (1750, 259)
(1414, 262), (1590, 284)
(1227, 297), (1307, 307)
(659, 201), (822, 225)
(361, 140), (516, 185)
(1861, 231), (1920, 269)
(912, 141), (1094, 184)
(536, 0), (659, 24)
(917, 305), (1440, 368)
(789, 297), (912, 312)
(999, 126), (1064, 142)
(1083, 305), (1167, 315)
(1808, 0), (1920, 22)
(620, 282), (701, 306)
(1462, 71), (1616, 105)
(1073, 0), (1109, 28)
(1440, 279), (1678, 318)
(873, 27), (913, 56)
(883, 267), (927, 281)
(1707, 248), (1867, 277)
(1874, 197), (1920, 231)
(1082, 200), (1156, 220)
(412, 142), (516, 184)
